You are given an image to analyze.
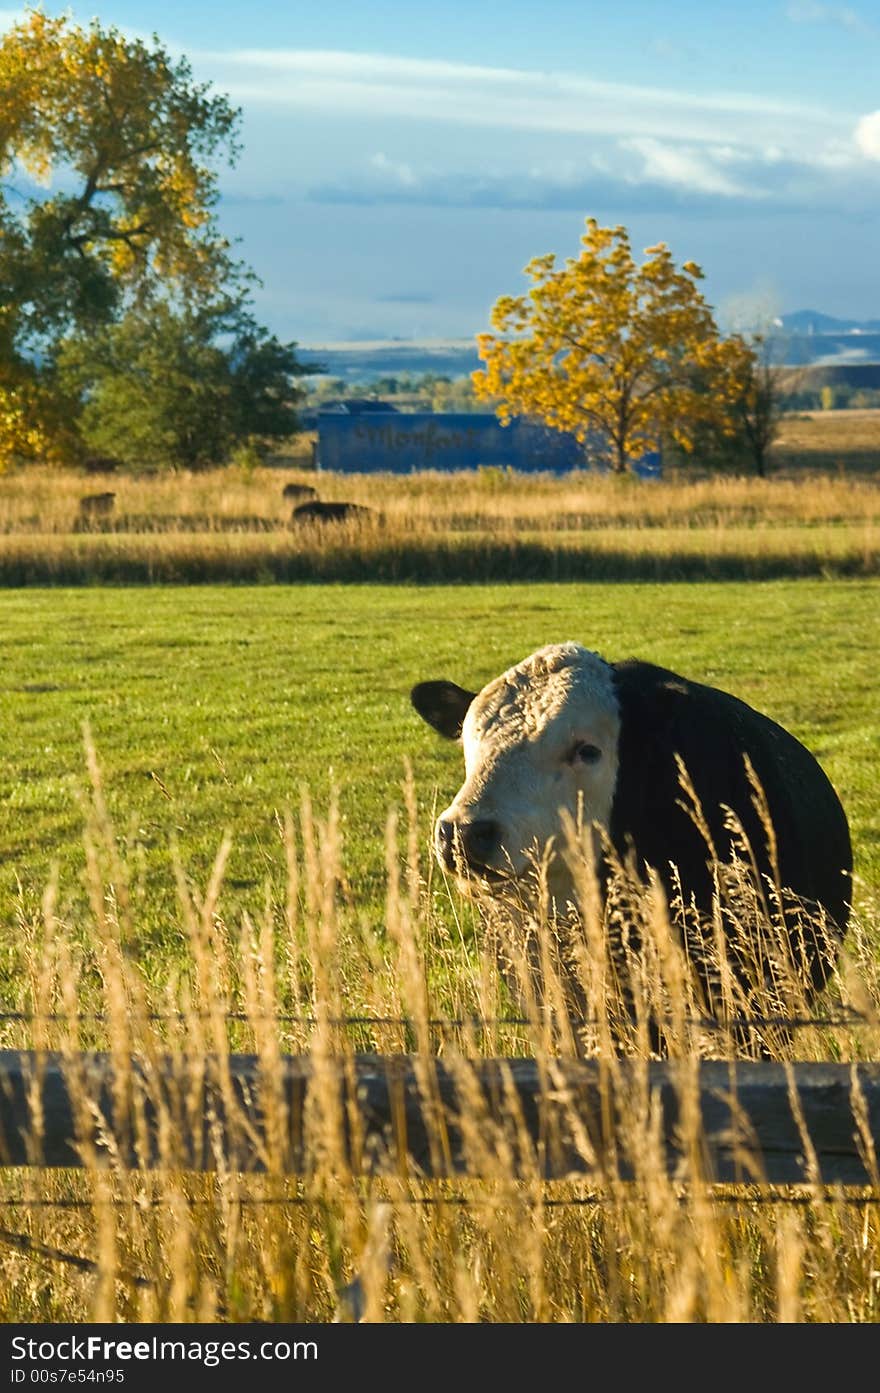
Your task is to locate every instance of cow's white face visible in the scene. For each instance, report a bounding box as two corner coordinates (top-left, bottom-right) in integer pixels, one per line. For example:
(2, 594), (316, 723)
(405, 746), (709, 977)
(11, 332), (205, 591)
(414, 643), (621, 906)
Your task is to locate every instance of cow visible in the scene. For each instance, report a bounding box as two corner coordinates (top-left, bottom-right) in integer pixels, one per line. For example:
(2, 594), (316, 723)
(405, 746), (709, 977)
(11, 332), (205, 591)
(282, 482), (318, 502)
(79, 491), (116, 516)
(411, 642), (852, 1050)
(290, 500), (373, 524)
(73, 492), (117, 532)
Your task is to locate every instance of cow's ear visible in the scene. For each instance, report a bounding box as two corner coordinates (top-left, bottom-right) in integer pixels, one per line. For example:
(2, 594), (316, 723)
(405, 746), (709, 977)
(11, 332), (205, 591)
(411, 681), (476, 740)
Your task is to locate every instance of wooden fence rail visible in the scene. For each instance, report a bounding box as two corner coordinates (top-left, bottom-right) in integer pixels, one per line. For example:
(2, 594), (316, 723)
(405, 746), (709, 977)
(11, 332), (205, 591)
(1, 1050), (879, 1186)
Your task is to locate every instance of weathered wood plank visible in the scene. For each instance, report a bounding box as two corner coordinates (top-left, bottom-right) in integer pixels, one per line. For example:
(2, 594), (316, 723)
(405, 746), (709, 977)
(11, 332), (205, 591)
(0, 1050), (879, 1185)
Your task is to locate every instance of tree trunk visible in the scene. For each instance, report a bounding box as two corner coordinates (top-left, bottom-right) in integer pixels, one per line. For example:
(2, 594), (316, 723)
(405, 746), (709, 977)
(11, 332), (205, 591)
(614, 392), (629, 474)
(752, 430), (767, 477)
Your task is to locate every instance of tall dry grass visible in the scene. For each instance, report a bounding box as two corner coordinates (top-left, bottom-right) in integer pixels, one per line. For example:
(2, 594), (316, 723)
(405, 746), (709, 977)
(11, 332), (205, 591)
(0, 463), (875, 581)
(1, 748), (879, 1323)
(1, 463), (879, 534)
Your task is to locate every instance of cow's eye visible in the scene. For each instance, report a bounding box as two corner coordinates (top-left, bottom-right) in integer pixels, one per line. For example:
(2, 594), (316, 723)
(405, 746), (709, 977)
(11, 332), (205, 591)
(570, 742), (601, 766)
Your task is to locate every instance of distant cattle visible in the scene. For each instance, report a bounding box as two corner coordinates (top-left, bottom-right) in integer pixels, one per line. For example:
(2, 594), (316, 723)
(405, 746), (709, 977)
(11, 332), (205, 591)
(78, 492), (116, 516)
(82, 455), (119, 475)
(282, 482), (319, 502)
(412, 641), (852, 1049)
(290, 500), (373, 524)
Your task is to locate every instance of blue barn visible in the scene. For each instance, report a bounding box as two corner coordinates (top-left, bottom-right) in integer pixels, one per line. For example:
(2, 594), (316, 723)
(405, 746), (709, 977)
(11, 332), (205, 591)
(315, 407), (661, 477)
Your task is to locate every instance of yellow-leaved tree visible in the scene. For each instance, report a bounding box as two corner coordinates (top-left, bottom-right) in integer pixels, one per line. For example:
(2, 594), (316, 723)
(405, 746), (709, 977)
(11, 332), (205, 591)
(0, 7), (241, 468)
(473, 218), (749, 474)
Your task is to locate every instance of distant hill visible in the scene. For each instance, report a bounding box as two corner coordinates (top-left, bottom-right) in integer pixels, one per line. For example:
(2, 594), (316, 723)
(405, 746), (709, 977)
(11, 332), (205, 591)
(299, 339), (481, 384)
(778, 310), (880, 335)
(779, 362), (880, 391)
(299, 311), (880, 385)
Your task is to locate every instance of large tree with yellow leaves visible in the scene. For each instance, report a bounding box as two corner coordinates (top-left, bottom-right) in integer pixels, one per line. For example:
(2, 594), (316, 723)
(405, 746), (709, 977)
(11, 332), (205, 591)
(473, 218), (748, 474)
(0, 9), (241, 465)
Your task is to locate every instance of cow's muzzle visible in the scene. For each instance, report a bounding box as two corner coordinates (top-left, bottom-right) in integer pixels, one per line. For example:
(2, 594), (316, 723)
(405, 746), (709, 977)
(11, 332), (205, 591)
(436, 816), (511, 880)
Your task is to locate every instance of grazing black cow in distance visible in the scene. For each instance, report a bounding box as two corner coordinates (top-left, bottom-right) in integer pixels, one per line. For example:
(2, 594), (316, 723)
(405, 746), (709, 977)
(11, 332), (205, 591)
(290, 500), (373, 524)
(282, 482), (318, 502)
(411, 642), (853, 1046)
(79, 492), (116, 516)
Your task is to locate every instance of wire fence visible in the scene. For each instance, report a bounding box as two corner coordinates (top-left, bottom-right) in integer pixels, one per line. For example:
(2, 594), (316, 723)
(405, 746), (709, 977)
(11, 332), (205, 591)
(1, 1001), (878, 1292)
(3, 1188), (880, 1293)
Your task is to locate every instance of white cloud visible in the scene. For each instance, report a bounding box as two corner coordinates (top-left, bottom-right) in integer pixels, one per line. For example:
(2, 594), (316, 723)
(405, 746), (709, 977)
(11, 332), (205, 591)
(194, 46), (849, 158)
(209, 49), (525, 85)
(786, 2), (875, 35)
(308, 124), (880, 215)
(810, 137), (862, 168)
(855, 110), (880, 159)
(369, 152), (417, 187)
(623, 137), (754, 196)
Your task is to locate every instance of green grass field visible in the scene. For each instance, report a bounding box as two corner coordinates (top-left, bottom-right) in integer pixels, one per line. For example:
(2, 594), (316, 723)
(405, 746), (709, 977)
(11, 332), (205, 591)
(1, 576), (879, 1322)
(1, 578), (876, 1000)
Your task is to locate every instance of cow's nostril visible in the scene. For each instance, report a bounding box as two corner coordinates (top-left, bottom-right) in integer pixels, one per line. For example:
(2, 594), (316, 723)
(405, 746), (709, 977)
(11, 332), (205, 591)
(437, 817), (501, 872)
(436, 818), (457, 869)
(459, 819), (500, 868)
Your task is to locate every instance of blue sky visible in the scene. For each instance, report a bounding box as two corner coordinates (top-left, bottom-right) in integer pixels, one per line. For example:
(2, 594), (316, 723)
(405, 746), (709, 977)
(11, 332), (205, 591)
(3, 1), (879, 346)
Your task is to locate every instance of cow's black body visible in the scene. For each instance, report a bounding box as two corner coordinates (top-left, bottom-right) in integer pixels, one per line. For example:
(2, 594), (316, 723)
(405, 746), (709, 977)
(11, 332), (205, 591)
(608, 660), (852, 1005)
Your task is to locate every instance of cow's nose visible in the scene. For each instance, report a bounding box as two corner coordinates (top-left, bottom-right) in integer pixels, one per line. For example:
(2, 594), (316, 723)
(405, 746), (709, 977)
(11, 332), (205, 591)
(436, 818), (457, 870)
(437, 817), (500, 871)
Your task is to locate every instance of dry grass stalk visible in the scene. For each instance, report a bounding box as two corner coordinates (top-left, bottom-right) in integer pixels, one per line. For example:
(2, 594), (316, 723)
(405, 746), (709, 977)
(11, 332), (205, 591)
(0, 756), (878, 1322)
(0, 462), (876, 581)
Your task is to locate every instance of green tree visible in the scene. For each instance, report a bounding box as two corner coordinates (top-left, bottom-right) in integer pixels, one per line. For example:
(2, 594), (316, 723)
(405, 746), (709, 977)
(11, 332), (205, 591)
(0, 9), (240, 342)
(431, 375), (489, 413)
(721, 333), (788, 477)
(58, 302), (312, 470)
(473, 218), (745, 474)
(0, 8), (246, 464)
